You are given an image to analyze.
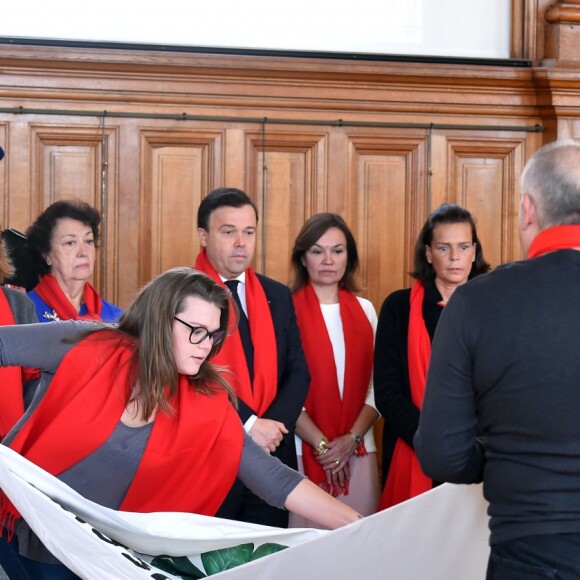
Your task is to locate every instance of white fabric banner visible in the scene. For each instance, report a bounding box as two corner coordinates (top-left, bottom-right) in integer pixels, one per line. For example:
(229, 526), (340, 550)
(0, 445), (491, 579)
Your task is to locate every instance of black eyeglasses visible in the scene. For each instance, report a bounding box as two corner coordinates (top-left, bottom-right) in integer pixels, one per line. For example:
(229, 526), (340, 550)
(174, 316), (226, 345)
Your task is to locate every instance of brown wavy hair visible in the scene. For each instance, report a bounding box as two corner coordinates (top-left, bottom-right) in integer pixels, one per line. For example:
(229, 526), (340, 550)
(85, 267), (236, 421)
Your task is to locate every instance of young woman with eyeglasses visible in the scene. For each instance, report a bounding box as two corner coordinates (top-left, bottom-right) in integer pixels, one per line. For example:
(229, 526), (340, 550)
(0, 267), (361, 579)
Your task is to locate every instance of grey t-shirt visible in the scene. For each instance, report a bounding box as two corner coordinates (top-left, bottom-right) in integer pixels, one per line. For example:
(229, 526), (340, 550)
(1, 321), (304, 562)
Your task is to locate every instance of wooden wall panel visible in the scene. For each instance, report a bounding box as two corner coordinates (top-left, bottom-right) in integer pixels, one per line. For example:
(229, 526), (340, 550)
(246, 130), (327, 285)
(0, 45), (549, 313)
(139, 130), (224, 286)
(115, 123), (141, 307)
(432, 136), (529, 268)
(456, 155), (506, 265)
(347, 134), (428, 313)
(27, 125), (119, 296)
(32, 126), (110, 211)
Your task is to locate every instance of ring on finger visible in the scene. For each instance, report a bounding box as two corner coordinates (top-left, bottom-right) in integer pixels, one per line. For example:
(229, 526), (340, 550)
(335, 459), (340, 465)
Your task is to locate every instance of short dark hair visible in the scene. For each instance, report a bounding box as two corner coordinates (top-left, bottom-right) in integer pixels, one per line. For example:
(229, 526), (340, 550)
(26, 200), (101, 275)
(291, 212), (360, 292)
(197, 188), (259, 230)
(411, 204), (491, 285)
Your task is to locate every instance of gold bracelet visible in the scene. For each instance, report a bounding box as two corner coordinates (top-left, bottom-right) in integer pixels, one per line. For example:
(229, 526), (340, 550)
(312, 436), (329, 456)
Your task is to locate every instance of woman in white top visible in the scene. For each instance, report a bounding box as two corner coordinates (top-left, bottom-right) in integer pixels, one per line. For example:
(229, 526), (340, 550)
(289, 213), (380, 527)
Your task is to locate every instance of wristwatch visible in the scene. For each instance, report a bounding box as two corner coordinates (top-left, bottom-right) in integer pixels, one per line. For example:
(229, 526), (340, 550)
(350, 432), (362, 445)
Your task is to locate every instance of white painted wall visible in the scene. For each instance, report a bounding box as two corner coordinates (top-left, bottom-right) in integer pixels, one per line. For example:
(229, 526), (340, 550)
(0, 0), (511, 59)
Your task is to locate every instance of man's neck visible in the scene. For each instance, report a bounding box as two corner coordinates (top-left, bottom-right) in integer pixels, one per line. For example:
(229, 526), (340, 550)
(219, 271), (247, 284)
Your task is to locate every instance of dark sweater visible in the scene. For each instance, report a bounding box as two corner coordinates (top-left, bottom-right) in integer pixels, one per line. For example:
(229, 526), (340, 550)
(416, 250), (580, 545)
(373, 282), (443, 485)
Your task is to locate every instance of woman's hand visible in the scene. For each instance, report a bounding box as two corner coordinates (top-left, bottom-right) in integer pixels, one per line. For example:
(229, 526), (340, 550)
(249, 418), (288, 453)
(316, 433), (358, 488)
(317, 434), (356, 466)
(324, 461), (351, 492)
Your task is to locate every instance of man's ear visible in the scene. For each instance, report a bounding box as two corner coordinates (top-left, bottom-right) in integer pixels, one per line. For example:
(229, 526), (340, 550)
(198, 227), (208, 248)
(519, 193), (541, 258)
(520, 193), (538, 231)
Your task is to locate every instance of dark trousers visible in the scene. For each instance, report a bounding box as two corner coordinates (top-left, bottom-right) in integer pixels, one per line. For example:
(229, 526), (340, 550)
(487, 533), (580, 580)
(0, 531), (79, 580)
(216, 478), (289, 528)
(0, 531), (28, 580)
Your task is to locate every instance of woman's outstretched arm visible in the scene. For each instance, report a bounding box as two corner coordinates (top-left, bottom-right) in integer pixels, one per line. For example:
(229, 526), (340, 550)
(284, 479), (362, 529)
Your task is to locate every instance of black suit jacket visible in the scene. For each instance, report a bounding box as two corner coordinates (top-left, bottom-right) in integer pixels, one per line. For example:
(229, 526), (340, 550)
(235, 273), (310, 469)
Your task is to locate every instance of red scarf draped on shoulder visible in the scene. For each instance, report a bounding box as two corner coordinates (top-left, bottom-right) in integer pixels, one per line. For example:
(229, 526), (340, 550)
(293, 283), (373, 497)
(194, 250), (277, 416)
(33, 273), (103, 320)
(0, 288), (24, 440)
(527, 225), (580, 258)
(379, 281), (433, 510)
(0, 332), (243, 534)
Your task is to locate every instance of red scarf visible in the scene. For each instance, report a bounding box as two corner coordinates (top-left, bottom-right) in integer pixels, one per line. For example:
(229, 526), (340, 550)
(293, 284), (373, 497)
(528, 225), (580, 258)
(1, 332), (243, 533)
(379, 281), (432, 510)
(194, 250), (277, 416)
(0, 288), (24, 440)
(33, 273), (103, 320)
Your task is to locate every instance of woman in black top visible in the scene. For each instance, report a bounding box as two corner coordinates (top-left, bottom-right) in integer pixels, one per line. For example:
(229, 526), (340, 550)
(374, 204), (490, 509)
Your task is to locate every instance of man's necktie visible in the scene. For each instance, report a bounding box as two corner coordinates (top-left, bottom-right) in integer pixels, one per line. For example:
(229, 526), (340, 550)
(224, 279), (254, 383)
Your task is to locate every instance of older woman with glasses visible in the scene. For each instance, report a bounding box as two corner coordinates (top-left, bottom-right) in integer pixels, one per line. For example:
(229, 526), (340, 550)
(0, 267), (361, 579)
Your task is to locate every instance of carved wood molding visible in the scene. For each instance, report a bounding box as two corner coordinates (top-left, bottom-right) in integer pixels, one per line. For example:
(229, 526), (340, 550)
(0, 45), (539, 122)
(0, 44), (533, 86)
(511, 0), (546, 61)
(542, 0), (580, 63)
(533, 67), (580, 121)
(545, 0), (580, 23)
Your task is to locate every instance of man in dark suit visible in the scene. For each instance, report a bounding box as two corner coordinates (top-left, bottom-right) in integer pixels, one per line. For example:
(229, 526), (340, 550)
(194, 187), (310, 527)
